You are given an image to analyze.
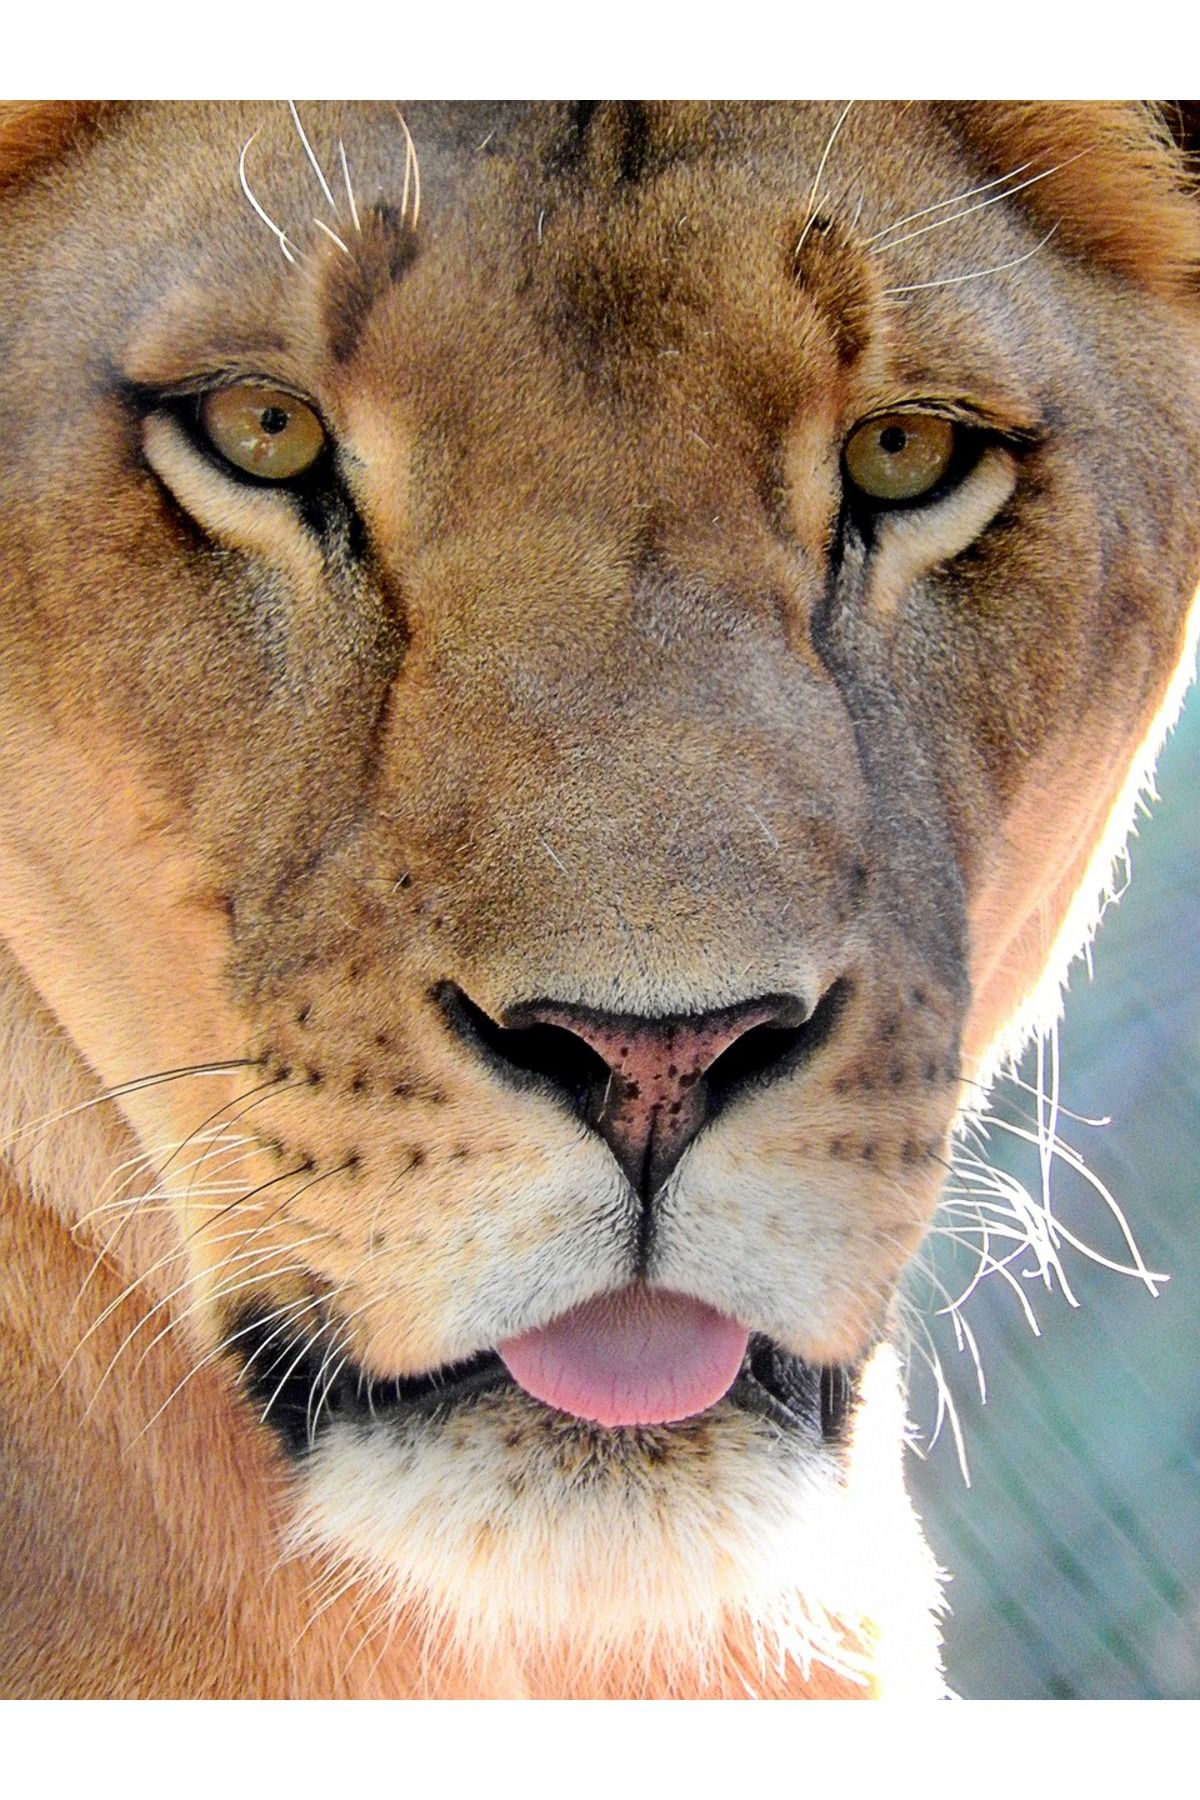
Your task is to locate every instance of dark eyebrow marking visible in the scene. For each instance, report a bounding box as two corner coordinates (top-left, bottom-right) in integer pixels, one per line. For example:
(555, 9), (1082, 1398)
(546, 101), (601, 177)
(545, 101), (651, 188)
(617, 103), (650, 186)
(371, 203), (421, 282)
(324, 203), (421, 366)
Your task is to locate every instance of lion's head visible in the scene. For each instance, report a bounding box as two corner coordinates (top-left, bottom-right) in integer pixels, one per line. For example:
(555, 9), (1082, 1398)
(1, 101), (1198, 1697)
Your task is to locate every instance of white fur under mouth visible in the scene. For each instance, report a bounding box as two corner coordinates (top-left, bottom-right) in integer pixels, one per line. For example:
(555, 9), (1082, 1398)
(284, 1345), (947, 1697)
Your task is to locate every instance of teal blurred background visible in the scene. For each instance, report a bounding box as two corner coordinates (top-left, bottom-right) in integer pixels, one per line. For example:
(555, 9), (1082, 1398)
(907, 680), (1200, 1698)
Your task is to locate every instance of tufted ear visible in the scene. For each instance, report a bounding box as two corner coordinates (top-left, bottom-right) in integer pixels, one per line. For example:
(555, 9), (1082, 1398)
(942, 101), (1200, 301)
(0, 101), (118, 192)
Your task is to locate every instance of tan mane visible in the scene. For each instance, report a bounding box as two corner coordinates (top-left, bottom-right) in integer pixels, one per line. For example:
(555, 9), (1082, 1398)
(0, 100), (119, 191)
(947, 101), (1200, 299)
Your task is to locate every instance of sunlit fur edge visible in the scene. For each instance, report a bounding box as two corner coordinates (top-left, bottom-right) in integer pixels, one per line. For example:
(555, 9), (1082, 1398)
(978, 575), (1200, 1087)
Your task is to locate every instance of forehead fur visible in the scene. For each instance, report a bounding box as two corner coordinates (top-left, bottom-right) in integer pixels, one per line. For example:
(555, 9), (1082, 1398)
(4, 99), (1197, 311)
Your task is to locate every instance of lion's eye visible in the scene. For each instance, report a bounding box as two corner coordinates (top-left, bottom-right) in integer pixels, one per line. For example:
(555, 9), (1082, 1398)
(198, 383), (327, 481)
(843, 413), (957, 505)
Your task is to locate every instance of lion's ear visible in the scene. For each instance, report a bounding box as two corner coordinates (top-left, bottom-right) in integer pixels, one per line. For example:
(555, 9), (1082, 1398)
(942, 102), (1200, 301)
(0, 101), (119, 192)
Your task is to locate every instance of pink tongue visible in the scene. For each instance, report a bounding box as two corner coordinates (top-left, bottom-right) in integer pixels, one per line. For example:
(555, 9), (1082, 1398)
(498, 1285), (749, 1427)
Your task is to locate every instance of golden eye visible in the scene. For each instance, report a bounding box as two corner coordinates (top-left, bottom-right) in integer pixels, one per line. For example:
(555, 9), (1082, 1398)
(843, 412), (956, 504)
(198, 383), (326, 481)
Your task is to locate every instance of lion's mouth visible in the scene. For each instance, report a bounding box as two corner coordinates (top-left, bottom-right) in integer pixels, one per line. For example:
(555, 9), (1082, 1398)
(228, 1299), (859, 1457)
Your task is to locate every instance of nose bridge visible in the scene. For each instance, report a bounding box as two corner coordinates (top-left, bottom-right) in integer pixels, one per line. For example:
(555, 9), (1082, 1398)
(540, 715), (797, 903)
(387, 532), (867, 1014)
(518, 620), (857, 884)
(418, 552), (832, 824)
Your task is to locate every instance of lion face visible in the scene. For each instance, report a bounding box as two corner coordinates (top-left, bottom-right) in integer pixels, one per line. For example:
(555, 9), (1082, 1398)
(1, 101), (1198, 1690)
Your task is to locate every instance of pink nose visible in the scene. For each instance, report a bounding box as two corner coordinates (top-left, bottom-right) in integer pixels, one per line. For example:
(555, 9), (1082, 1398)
(439, 980), (847, 1260)
(443, 985), (833, 1223)
(521, 998), (795, 1196)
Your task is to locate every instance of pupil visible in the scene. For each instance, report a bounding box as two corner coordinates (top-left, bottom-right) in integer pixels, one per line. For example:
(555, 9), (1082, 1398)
(260, 406), (290, 436)
(879, 424), (908, 455)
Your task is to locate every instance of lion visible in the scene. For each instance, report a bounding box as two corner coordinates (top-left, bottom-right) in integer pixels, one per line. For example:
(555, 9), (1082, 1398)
(0, 100), (1197, 1700)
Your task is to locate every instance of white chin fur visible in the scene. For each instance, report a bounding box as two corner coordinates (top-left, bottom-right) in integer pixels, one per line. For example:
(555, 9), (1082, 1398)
(286, 1343), (945, 1696)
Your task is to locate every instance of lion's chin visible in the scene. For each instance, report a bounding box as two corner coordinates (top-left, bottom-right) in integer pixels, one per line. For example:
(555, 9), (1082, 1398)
(280, 1347), (946, 1698)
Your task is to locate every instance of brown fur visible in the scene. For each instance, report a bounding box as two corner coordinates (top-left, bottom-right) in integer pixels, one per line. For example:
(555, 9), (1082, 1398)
(0, 100), (114, 190)
(0, 101), (1198, 1699)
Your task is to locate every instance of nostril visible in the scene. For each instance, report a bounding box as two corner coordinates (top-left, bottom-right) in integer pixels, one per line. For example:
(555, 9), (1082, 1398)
(704, 979), (849, 1108)
(435, 978), (851, 1209)
(441, 995), (613, 1115)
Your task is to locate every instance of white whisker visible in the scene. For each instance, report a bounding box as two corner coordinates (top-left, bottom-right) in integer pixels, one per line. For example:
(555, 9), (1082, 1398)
(259, 1315), (342, 1427)
(130, 1236), (339, 1379)
(338, 139), (362, 233)
(1, 1058), (253, 1156)
(966, 1109), (1165, 1293)
(239, 131), (298, 264)
(131, 1291), (322, 1442)
(866, 160), (1036, 244)
(883, 224), (1059, 297)
(871, 153), (1087, 254)
(288, 99), (339, 216)
(395, 107), (422, 229)
(794, 99), (854, 258)
(895, 1294), (972, 1485)
(83, 1234), (317, 1410)
(61, 1157), (318, 1386)
(313, 218), (351, 256)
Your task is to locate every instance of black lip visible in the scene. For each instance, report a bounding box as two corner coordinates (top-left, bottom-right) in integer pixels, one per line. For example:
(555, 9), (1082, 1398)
(227, 1305), (859, 1458)
(733, 1337), (859, 1442)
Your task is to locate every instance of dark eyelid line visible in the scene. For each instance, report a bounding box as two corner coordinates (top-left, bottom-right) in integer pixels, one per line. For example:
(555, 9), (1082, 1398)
(141, 407), (365, 563)
(848, 398), (1043, 454)
(120, 371), (326, 415)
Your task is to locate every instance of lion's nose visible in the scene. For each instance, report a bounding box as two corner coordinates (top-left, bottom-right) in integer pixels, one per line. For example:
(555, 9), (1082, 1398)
(438, 982), (847, 1204)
